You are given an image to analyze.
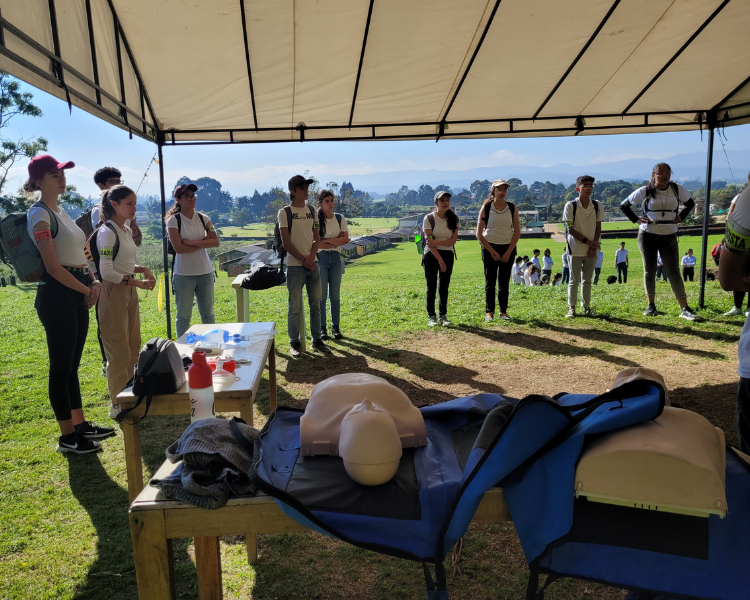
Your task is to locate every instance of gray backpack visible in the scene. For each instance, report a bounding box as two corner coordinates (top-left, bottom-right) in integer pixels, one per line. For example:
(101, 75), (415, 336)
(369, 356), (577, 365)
(0, 202), (58, 283)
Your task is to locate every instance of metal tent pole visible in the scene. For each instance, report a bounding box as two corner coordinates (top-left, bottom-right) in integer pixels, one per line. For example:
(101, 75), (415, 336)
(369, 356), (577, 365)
(157, 139), (172, 339)
(698, 113), (716, 310)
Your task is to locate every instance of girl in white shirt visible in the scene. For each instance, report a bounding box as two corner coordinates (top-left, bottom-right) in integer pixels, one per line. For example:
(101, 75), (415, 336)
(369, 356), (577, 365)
(681, 248), (697, 282)
(423, 191), (459, 326)
(542, 249), (554, 279)
(525, 264), (541, 286)
(316, 190), (350, 340)
(24, 154), (112, 454)
(96, 186), (155, 417)
(166, 184), (220, 338)
(476, 179), (521, 322)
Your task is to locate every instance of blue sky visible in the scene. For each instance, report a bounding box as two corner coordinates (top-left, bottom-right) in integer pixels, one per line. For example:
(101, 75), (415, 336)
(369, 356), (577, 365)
(5, 81), (750, 199)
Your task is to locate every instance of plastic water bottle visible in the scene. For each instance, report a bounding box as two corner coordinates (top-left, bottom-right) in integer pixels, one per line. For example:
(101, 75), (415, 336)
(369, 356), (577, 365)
(185, 329), (229, 345)
(188, 351), (215, 422)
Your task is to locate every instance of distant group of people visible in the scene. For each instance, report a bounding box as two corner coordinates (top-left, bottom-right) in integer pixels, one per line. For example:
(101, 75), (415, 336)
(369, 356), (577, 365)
(417, 163), (701, 325)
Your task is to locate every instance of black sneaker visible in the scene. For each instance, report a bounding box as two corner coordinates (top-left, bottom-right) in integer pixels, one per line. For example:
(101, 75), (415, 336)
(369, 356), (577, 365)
(312, 339), (332, 355)
(75, 420), (115, 440)
(321, 326), (329, 341)
(642, 303), (658, 316)
(332, 326), (343, 340)
(289, 342), (302, 359)
(57, 432), (101, 454)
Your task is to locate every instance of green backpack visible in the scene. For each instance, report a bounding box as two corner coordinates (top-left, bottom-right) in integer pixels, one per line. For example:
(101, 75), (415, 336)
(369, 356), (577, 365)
(0, 202), (58, 283)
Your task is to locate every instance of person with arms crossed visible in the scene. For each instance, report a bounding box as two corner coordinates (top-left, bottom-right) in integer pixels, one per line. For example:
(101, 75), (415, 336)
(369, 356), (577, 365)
(25, 155), (113, 454)
(615, 242), (629, 284)
(620, 163), (697, 320)
(424, 190), (459, 326)
(279, 175), (331, 357)
(541, 249), (554, 281)
(316, 189), (349, 340)
(718, 185), (750, 453)
(681, 249), (697, 282)
(563, 175), (603, 318)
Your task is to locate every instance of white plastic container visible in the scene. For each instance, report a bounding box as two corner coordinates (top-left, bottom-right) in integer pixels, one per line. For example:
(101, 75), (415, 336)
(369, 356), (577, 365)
(188, 351), (215, 422)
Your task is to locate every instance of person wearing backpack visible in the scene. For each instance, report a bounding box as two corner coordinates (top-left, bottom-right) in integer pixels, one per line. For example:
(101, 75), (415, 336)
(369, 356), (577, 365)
(423, 191), (459, 327)
(95, 185), (155, 418)
(620, 163), (697, 320)
(24, 154), (114, 454)
(563, 175), (604, 318)
(278, 175), (331, 357)
(316, 189), (349, 341)
(476, 179), (520, 322)
(165, 183), (220, 338)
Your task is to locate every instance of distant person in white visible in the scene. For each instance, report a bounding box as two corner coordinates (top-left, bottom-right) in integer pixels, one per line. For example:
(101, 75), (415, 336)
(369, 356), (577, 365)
(681, 249), (697, 282)
(620, 162), (697, 320)
(512, 257), (525, 284)
(615, 242), (629, 284)
(561, 252), (570, 284)
(593, 250), (604, 285)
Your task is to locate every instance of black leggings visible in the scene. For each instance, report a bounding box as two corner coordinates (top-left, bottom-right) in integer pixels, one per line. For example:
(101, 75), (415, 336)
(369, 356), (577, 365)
(35, 273), (90, 422)
(482, 243), (516, 314)
(423, 250), (455, 317)
(682, 266), (694, 282)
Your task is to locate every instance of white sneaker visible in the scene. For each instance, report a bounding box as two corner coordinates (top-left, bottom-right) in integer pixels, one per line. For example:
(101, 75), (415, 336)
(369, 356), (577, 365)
(109, 404), (121, 420)
(439, 316), (452, 327)
(679, 308), (697, 321)
(428, 316), (439, 327)
(565, 308), (576, 319)
(724, 306), (743, 316)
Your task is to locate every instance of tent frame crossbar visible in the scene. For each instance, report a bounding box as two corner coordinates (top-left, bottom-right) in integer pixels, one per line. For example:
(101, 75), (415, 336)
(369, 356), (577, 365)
(348, 0), (375, 128)
(238, 0), (258, 131)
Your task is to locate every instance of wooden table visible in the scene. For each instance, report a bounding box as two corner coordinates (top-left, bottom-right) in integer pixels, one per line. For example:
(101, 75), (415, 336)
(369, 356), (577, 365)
(231, 273), (306, 351)
(117, 321), (277, 503)
(130, 459), (511, 600)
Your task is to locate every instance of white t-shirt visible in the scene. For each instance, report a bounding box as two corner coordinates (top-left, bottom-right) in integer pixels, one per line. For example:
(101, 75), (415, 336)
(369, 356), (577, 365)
(27, 204), (87, 267)
(512, 263), (524, 284)
(96, 221), (137, 284)
(625, 184), (691, 236)
(542, 255), (553, 271)
(531, 256), (540, 268)
(681, 255), (697, 267)
(481, 204), (514, 245)
(731, 194), (740, 205)
(277, 204), (319, 267)
(563, 198), (604, 257)
(525, 270), (539, 286)
(320, 214), (349, 253)
(615, 248), (628, 264)
(732, 187), (750, 377)
(562, 253), (569, 269)
(91, 203), (131, 229)
(166, 211), (214, 276)
(595, 251), (604, 268)
(423, 213), (455, 255)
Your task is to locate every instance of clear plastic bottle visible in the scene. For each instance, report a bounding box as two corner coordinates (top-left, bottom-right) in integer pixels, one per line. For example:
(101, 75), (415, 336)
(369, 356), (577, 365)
(188, 351), (215, 422)
(185, 329), (229, 345)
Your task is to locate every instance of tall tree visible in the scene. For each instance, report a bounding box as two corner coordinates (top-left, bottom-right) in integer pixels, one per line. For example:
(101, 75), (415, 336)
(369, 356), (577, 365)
(173, 176), (233, 213)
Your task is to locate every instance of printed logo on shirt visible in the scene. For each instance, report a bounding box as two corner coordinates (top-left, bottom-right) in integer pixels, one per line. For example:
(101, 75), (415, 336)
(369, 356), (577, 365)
(34, 229), (51, 241)
(290, 213), (314, 220)
(100, 249), (114, 257)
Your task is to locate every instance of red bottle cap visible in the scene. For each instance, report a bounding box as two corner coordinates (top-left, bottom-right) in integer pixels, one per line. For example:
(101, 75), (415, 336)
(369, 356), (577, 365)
(188, 351), (213, 389)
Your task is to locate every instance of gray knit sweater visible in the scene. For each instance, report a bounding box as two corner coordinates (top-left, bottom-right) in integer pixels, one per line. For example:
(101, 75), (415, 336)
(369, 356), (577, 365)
(150, 417), (259, 509)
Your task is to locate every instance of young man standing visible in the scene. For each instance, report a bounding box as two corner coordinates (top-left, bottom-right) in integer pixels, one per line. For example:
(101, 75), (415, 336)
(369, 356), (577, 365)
(718, 185), (750, 453)
(563, 175), (603, 318)
(278, 175), (331, 357)
(615, 242), (629, 283)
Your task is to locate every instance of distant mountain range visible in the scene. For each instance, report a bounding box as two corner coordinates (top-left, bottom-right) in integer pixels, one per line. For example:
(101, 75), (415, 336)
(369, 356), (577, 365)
(335, 149), (750, 196)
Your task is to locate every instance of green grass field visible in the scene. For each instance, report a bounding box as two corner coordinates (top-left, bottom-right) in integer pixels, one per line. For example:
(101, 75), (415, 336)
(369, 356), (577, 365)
(0, 231), (739, 599)
(218, 218), (398, 240)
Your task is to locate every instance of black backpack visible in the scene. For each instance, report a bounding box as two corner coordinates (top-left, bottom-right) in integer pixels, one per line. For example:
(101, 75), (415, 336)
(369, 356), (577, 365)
(115, 338), (186, 423)
(481, 201), (516, 226)
(75, 207), (96, 239)
(273, 204), (315, 268)
(84, 222), (120, 280)
(240, 263), (287, 290)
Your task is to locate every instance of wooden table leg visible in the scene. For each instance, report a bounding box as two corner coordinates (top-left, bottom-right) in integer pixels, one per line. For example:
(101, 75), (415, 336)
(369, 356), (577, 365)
(195, 536), (223, 600)
(122, 419), (144, 503)
(239, 396), (253, 428)
(130, 510), (175, 600)
(246, 532), (258, 564)
(268, 339), (277, 414)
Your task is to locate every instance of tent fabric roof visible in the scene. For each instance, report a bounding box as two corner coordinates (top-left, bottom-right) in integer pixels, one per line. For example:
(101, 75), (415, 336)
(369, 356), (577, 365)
(1, 0), (749, 144)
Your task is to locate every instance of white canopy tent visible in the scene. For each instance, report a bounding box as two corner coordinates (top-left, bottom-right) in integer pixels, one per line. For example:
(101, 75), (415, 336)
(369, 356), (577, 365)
(1, 0), (749, 334)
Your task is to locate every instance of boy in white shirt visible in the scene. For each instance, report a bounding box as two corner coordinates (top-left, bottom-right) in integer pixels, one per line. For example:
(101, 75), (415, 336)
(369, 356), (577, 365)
(278, 175), (331, 357)
(615, 242), (629, 283)
(562, 175), (604, 317)
(561, 252), (570, 284)
(593, 250), (604, 285)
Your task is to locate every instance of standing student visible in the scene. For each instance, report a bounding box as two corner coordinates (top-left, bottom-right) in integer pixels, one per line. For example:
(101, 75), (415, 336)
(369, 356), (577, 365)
(166, 183), (220, 338)
(25, 155), (114, 454)
(512, 257), (525, 285)
(620, 163), (697, 320)
(531, 249), (541, 270)
(681, 249), (697, 282)
(718, 185), (750, 453)
(724, 171), (750, 317)
(593, 250), (604, 285)
(279, 175), (331, 356)
(424, 191), (459, 326)
(561, 252), (570, 284)
(316, 190), (349, 340)
(542, 249), (553, 280)
(655, 251), (668, 282)
(476, 179), (520, 322)
(615, 242), (629, 283)
(563, 175), (604, 318)
(96, 186), (155, 418)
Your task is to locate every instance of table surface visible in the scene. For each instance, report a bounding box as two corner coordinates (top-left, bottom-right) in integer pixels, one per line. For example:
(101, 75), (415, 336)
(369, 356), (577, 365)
(119, 322), (276, 408)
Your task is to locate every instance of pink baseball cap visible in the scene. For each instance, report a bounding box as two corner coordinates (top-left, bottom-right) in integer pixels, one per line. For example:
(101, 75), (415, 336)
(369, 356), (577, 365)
(27, 154), (75, 182)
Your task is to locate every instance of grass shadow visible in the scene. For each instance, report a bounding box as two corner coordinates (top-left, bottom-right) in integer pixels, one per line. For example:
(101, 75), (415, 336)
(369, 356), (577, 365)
(602, 315), (742, 343)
